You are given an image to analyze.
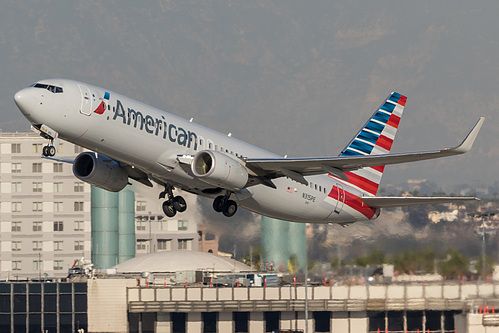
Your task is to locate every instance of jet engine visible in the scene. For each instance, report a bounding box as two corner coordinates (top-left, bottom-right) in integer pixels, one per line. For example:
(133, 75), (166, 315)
(191, 150), (248, 190)
(73, 152), (128, 192)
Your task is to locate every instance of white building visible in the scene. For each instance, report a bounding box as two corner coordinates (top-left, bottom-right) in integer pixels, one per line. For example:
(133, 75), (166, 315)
(0, 131), (198, 280)
(0, 132), (91, 279)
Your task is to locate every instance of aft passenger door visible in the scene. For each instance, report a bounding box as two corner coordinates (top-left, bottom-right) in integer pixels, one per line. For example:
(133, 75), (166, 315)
(78, 85), (92, 116)
(334, 183), (345, 213)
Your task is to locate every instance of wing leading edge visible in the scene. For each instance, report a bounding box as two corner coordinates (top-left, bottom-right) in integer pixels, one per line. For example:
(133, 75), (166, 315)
(245, 117), (484, 183)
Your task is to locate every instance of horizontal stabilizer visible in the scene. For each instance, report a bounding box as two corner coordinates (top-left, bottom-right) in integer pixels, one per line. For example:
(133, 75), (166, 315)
(361, 196), (479, 208)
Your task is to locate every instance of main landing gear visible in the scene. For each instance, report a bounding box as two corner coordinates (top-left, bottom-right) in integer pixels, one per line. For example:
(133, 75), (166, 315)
(160, 184), (187, 218)
(213, 191), (238, 217)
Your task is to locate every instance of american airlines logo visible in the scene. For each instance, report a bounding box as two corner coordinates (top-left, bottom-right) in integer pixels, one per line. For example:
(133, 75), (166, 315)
(108, 99), (199, 150)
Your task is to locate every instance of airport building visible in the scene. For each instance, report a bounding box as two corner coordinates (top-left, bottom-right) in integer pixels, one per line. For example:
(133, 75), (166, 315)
(0, 132), (91, 280)
(0, 132), (199, 279)
(3, 250), (499, 332)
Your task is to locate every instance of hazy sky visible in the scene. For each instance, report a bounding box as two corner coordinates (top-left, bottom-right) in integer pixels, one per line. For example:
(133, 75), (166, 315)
(1, 1), (497, 188)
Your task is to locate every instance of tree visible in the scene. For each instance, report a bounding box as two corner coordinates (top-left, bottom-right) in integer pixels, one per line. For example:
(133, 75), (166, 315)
(475, 256), (495, 279)
(438, 248), (469, 279)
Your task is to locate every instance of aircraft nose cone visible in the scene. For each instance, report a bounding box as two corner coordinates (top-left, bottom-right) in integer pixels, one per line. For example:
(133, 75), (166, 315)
(14, 88), (35, 116)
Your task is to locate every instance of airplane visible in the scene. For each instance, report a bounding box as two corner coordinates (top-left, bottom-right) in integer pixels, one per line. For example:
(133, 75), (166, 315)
(13, 79), (484, 224)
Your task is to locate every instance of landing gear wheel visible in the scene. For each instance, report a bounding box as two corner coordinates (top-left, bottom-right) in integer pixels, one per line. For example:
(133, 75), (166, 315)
(162, 200), (177, 217)
(42, 146), (49, 157)
(48, 146), (56, 157)
(222, 200), (238, 217)
(213, 196), (224, 212)
(172, 196), (187, 212)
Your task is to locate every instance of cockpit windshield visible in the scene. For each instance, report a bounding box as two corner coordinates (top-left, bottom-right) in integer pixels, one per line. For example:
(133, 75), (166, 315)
(30, 83), (63, 93)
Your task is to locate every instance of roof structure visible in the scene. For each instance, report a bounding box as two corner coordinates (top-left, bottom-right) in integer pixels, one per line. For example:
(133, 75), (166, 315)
(112, 250), (251, 273)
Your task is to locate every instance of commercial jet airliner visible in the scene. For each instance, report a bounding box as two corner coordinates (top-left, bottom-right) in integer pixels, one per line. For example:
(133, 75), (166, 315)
(14, 79), (484, 224)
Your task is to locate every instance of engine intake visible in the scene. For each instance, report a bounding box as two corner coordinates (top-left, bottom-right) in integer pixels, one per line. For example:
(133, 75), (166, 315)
(191, 150), (248, 190)
(73, 152), (128, 192)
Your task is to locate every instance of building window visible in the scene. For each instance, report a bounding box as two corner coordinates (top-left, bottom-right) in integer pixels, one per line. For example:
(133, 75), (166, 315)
(178, 220), (188, 231)
(54, 260), (64, 271)
(33, 182), (43, 192)
(33, 260), (43, 271)
(12, 241), (22, 251)
(136, 240), (147, 251)
(234, 312), (250, 333)
(202, 312), (217, 333)
(33, 221), (42, 232)
(54, 241), (63, 251)
(136, 201), (146, 211)
(74, 221), (84, 231)
(33, 202), (43, 212)
(11, 143), (21, 153)
(136, 220), (146, 231)
(314, 311), (331, 332)
(11, 202), (22, 212)
(32, 241), (42, 251)
(12, 163), (21, 173)
(54, 221), (63, 231)
(158, 220), (168, 231)
(53, 182), (63, 192)
(178, 239), (192, 250)
(54, 202), (63, 212)
(74, 182), (84, 192)
(158, 239), (171, 251)
(74, 202), (84, 211)
(264, 312), (280, 333)
(12, 261), (21, 271)
(12, 182), (22, 193)
(74, 145), (83, 153)
(11, 221), (21, 232)
(33, 143), (42, 154)
(32, 163), (42, 173)
(74, 241), (84, 251)
(53, 163), (63, 173)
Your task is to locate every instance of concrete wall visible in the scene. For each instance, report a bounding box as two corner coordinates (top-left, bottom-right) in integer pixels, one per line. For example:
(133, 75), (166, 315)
(87, 279), (138, 333)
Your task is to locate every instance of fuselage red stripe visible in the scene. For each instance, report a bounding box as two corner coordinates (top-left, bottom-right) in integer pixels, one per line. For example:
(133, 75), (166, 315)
(344, 171), (379, 195)
(328, 186), (377, 219)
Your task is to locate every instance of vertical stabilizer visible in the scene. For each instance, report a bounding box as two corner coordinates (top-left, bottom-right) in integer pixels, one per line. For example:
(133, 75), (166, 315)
(339, 92), (407, 195)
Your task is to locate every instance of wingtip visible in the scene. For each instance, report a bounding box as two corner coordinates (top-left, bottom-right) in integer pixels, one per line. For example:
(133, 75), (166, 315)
(452, 117), (485, 154)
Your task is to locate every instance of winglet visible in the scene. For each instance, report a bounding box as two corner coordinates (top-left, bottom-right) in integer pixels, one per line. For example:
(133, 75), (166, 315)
(451, 117), (484, 154)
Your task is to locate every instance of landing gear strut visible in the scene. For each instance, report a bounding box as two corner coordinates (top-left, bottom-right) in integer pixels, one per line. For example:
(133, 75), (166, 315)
(213, 191), (238, 217)
(160, 184), (187, 218)
(39, 124), (59, 157)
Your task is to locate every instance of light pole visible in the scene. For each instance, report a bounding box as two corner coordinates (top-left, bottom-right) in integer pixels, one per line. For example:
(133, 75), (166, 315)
(469, 211), (496, 280)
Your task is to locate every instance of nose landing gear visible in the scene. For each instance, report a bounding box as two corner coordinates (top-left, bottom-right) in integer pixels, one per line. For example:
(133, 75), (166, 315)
(213, 191), (238, 217)
(42, 145), (57, 157)
(38, 124), (60, 157)
(160, 184), (187, 218)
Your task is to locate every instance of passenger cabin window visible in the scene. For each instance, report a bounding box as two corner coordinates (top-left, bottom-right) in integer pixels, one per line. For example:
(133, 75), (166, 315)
(32, 83), (63, 93)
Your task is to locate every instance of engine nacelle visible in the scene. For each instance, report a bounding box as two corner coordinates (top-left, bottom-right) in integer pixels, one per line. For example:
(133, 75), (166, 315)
(191, 150), (248, 190)
(73, 152), (128, 192)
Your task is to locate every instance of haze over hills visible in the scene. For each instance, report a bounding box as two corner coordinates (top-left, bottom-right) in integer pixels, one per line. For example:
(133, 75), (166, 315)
(1, 1), (497, 187)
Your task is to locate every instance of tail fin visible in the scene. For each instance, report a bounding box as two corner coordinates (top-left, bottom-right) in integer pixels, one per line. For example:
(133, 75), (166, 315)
(339, 92), (407, 195)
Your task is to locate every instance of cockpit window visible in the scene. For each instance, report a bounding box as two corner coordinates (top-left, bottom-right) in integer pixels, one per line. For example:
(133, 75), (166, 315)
(32, 83), (63, 93)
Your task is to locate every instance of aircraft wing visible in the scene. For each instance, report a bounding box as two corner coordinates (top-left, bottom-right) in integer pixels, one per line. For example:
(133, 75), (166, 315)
(361, 196), (478, 208)
(245, 117), (484, 183)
